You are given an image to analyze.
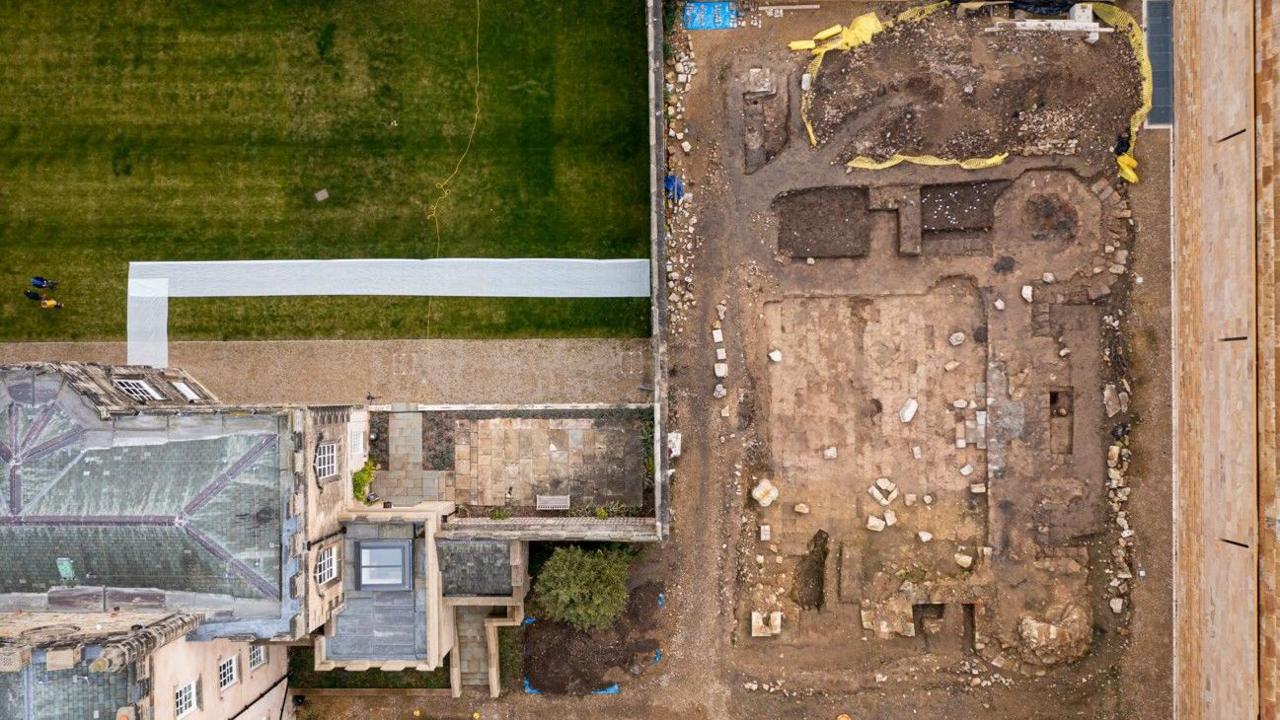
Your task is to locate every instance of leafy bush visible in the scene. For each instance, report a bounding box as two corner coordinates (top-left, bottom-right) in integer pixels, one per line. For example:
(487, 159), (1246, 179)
(489, 506), (512, 520)
(534, 546), (631, 631)
(351, 459), (375, 502)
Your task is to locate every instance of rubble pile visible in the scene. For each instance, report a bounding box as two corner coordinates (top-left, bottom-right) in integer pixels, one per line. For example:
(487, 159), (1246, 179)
(664, 43), (700, 336)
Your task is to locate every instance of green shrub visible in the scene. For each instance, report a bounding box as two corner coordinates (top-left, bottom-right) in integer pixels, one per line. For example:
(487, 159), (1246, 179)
(351, 459), (375, 502)
(488, 506), (512, 520)
(534, 546), (631, 631)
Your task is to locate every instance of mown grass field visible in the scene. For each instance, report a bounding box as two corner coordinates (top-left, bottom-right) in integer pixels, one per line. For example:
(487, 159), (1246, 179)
(0, 1), (650, 341)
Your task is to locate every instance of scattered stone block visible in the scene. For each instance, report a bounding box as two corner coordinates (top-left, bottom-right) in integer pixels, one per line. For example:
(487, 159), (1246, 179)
(949, 332), (966, 346)
(713, 384), (727, 399)
(900, 398), (919, 423)
(905, 493), (917, 506)
(712, 328), (724, 343)
(944, 360), (960, 372)
(716, 348), (728, 361)
(875, 477), (896, 493)
(794, 503), (810, 515)
(922, 494), (934, 505)
(954, 553), (975, 569)
(667, 432), (682, 458)
(1109, 598), (1124, 614)
(918, 531), (933, 543)
(768, 350), (783, 362)
(867, 515), (887, 532)
(869, 485), (889, 506)
(960, 463), (974, 477)
(759, 524), (772, 541)
(769, 611), (783, 634)
(314, 188), (330, 202)
(752, 478), (778, 507)
(969, 483), (987, 494)
(681, 140), (693, 153)
(714, 363), (729, 378)
(1103, 384), (1122, 417)
(1021, 285), (1034, 303)
(912, 445), (923, 459)
(823, 446), (838, 460)
(954, 399), (969, 409)
(993, 298), (1006, 311)
(883, 509), (897, 527)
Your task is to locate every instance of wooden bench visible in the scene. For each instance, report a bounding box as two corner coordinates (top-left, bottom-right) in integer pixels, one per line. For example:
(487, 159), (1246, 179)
(535, 494), (571, 511)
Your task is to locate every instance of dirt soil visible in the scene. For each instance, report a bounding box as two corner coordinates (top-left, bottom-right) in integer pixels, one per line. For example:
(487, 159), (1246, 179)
(524, 581), (664, 694)
(809, 10), (1144, 167)
(772, 186), (874, 257)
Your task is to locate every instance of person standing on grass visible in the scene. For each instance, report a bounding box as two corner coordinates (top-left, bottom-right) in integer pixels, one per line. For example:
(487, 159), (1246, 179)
(39, 298), (63, 310)
(30, 276), (57, 290)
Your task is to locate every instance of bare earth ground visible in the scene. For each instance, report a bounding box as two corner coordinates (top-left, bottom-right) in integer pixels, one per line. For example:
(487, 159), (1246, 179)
(234, 5), (1168, 720)
(0, 339), (652, 405)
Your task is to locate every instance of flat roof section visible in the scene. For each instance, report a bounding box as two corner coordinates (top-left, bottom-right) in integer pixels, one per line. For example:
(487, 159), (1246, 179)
(1146, 0), (1172, 126)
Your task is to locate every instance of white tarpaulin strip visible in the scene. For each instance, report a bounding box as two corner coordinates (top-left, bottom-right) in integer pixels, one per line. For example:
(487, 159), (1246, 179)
(126, 258), (651, 367)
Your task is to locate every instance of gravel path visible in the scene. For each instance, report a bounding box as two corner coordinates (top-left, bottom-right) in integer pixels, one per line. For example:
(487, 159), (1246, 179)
(0, 339), (652, 406)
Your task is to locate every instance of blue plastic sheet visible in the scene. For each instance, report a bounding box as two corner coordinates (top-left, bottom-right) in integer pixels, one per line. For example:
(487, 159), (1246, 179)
(664, 174), (685, 202)
(523, 676), (542, 694)
(592, 683), (621, 695)
(684, 2), (738, 31)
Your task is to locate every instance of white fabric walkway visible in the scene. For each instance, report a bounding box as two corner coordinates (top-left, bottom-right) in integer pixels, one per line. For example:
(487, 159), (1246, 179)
(126, 258), (651, 367)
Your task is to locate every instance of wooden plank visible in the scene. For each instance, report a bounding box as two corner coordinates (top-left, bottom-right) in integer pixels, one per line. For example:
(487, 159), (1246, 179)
(1201, 132), (1255, 340)
(1201, 0), (1253, 140)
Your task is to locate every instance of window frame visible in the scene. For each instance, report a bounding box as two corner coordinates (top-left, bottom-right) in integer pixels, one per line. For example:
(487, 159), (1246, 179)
(175, 680), (198, 718)
(248, 644), (267, 671)
(115, 378), (163, 402)
(171, 380), (202, 402)
(217, 655), (238, 691)
(315, 545), (338, 586)
(356, 540), (412, 591)
(314, 441), (339, 480)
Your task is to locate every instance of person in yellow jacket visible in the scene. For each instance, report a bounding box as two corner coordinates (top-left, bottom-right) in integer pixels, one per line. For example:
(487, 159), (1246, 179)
(39, 298), (63, 310)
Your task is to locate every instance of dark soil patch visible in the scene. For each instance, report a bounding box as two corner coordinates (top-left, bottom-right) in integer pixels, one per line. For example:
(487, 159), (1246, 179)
(772, 186), (874, 258)
(807, 9), (1143, 168)
(420, 414), (455, 471)
(524, 580), (664, 694)
(368, 412), (389, 469)
(993, 255), (1016, 274)
(288, 647), (448, 689)
(790, 530), (830, 610)
(921, 181), (1011, 231)
(1025, 193), (1080, 242)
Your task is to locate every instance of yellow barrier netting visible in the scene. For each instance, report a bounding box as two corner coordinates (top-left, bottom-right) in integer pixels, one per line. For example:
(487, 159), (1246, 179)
(1093, 4), (1152, 183)
(791, 2), (1153, 182)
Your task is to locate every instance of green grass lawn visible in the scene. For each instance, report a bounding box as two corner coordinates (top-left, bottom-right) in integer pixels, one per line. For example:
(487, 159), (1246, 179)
(0, 1), (651, 341)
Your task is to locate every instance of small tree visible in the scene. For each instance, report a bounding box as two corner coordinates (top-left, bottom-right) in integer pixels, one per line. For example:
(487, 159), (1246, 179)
(534, 546), (631, 631)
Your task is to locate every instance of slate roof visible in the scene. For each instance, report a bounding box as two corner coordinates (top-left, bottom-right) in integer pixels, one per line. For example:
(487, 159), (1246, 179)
(438, 539), (513, 597)
(0, 367), (290, 604)
(0, 655), (135, 720)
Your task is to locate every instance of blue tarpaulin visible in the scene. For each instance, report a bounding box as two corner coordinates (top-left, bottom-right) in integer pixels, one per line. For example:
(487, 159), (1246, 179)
(592, 683), (621, 695)
(684, 2), (738, 30)
(523, 677), (542, 694)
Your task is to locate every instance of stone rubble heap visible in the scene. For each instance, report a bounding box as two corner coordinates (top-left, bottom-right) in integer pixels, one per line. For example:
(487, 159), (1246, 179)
(663, 45), (700, 336)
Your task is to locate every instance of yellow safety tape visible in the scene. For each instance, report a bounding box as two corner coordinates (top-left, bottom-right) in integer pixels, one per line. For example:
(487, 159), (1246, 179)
(1092, 4), (1153, 183)
(848, 152), (1009, 171)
